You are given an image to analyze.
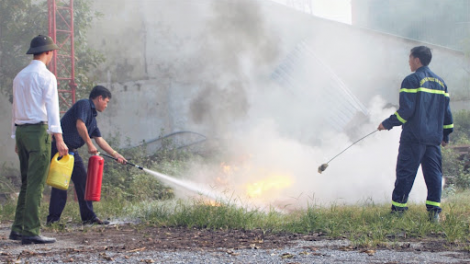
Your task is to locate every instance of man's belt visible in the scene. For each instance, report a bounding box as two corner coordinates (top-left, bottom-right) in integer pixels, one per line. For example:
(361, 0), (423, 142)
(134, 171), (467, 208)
(15, 121), (47, 126)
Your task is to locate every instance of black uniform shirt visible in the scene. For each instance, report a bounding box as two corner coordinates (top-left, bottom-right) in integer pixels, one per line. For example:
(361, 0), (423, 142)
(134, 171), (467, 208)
(61, 99), (101, 149)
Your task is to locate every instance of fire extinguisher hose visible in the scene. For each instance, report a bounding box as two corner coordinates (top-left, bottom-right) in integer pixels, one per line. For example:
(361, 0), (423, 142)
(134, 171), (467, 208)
(101, 153), (144, 170)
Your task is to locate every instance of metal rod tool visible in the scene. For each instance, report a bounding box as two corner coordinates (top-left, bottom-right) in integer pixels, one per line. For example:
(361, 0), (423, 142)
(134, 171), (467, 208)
(318, 130), (378, 174)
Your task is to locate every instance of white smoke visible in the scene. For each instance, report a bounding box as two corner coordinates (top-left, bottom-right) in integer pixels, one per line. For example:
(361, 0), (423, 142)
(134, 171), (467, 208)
(175, 1), (428, 209)
(186, 95), (428, 209)
(104, 0), (430, 210)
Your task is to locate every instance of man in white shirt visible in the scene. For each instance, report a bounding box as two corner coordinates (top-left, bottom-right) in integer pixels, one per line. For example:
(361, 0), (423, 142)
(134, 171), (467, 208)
(10, 35), (68, 245)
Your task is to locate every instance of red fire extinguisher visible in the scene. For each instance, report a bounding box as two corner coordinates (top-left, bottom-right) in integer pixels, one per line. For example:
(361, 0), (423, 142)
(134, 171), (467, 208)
(85, 153), (104, 201)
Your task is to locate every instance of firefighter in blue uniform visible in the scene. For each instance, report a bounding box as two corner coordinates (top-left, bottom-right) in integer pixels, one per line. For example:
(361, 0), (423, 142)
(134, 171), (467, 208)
(378, 46), (453, 222)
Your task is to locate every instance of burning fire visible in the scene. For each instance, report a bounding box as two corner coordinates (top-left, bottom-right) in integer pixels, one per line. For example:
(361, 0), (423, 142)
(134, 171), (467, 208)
(218, 160), (294, 201)
(221, 162), (234, 174)
(245, 174), (293, 198)
(204, 199), (222, 207)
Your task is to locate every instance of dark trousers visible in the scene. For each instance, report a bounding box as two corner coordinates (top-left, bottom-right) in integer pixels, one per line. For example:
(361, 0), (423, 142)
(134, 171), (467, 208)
(391, 143), (442, 213)
(47, 144), (96, 223)
(12, 125), (51, 236)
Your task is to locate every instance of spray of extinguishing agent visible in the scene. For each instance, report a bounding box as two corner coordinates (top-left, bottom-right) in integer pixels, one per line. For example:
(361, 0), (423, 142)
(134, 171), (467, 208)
(100, 153), (225, 201)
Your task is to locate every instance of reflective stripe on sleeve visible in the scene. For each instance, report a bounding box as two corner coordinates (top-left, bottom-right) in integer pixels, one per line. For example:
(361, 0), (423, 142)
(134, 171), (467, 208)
(443, 124), (454, 129)
(395, 112), (407, 124)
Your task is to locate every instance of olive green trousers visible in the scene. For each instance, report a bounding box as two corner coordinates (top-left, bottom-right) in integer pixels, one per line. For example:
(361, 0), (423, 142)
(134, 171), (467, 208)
(12, 124), (51, 236)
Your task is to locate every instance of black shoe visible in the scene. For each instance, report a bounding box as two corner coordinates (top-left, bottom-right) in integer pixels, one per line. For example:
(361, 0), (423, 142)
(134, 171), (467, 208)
(46, 220), (57, 226)
(46, 216), (62, 226)
(83, 217), (110, 225)
(9, 231), (22, 241)
(21, 235), (56, 245)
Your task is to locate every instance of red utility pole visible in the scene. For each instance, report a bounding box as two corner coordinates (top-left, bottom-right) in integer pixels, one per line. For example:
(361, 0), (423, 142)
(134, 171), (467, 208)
(48, 0), (76, 113)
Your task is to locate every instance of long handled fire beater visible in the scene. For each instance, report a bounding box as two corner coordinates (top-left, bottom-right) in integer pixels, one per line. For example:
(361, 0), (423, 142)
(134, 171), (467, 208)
(318, 130), (378, 174)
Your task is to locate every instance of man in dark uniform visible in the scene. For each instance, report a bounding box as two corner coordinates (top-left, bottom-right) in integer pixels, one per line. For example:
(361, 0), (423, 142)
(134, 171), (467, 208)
(47, 85), (126, 225)
(378, 46), (453, 222)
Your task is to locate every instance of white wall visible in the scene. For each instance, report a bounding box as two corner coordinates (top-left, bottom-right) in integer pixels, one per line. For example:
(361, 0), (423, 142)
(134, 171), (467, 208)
(1, 0), (469, 166)
(85, 0), (469, 147)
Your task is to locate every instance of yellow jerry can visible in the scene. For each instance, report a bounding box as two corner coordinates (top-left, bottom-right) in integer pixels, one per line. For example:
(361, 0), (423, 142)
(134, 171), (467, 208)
(46, 152), (74, 190)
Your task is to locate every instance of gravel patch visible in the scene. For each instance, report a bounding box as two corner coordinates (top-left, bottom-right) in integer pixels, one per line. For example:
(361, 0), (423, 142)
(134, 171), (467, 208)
(2, 222), (470, 264)
(3, 238), (470, 264)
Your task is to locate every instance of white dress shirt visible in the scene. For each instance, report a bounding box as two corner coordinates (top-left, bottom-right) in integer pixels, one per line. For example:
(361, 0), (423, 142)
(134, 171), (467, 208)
(11, 60), (62, 138)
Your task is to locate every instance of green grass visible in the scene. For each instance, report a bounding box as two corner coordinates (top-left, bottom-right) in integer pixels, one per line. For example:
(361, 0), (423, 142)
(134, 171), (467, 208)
(4, 125), (470, 250)
(3, 189), (470, 249)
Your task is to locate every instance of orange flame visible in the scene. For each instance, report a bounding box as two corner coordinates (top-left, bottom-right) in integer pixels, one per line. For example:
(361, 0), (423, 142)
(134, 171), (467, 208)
(221, 162), (233, 174)
(205, 200), (221, 207)
(219, 159), (293, 200)
(245, 174), (293, 198)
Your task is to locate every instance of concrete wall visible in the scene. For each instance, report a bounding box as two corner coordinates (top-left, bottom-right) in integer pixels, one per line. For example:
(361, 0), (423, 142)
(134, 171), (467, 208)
(85, 0), (469, 147)
(1, 0), (469, 166)
(88, 0), (277, 145)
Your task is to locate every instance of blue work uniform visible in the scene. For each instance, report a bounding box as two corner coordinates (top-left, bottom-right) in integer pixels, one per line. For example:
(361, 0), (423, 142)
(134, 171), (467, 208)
(382, 66), (453, 214)
(47, 99), (102, 224)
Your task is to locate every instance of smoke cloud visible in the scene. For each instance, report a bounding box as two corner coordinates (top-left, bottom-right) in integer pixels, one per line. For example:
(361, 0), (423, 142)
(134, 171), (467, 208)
(187, 0), (280, 137)
(175, 0), (429, 210)
(187, 96), (428, 209)
(95, 0), (436, 210)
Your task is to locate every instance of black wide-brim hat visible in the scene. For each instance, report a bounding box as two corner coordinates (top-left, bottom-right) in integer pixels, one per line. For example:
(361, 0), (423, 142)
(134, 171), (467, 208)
(26, 35), (59, 54)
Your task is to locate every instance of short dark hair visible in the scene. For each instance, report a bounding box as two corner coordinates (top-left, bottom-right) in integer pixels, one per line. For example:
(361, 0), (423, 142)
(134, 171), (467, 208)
(410, 46), (432, 66)
(89, 85), (112, 100)
(33, 50), (50, 57)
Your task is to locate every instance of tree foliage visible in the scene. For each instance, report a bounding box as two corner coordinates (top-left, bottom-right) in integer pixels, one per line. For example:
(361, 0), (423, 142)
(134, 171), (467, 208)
(0, 0), (104, 103)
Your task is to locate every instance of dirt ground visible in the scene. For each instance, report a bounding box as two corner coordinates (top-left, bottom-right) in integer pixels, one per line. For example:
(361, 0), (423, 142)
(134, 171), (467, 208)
(0, 221), (468, 263)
